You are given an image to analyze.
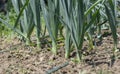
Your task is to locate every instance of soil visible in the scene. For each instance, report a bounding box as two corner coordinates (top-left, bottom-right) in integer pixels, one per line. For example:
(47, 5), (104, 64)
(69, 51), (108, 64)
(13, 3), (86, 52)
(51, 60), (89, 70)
(0, 29), (120, 74)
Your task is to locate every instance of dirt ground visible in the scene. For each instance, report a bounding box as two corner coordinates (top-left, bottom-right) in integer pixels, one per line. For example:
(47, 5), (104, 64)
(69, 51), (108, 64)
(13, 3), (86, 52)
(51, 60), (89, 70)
(0, 29), (120, 74)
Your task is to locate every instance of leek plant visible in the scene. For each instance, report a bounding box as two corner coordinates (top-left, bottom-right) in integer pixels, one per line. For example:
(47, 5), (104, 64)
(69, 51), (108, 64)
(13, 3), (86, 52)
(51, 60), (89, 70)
(29, 0), (41, 47)
(12, 0), (35, 45)
(13, 0), (41, 47)
(105, 0), (117, 53)
(0, 0), (30, 40)
(40, 0), (60, 54)
(60, 0), (105, 61)
(0, 0), (42, 47)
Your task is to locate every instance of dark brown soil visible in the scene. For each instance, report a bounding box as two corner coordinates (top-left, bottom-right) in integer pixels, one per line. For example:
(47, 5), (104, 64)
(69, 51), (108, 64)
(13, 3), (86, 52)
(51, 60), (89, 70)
(0, 29), (120, 74)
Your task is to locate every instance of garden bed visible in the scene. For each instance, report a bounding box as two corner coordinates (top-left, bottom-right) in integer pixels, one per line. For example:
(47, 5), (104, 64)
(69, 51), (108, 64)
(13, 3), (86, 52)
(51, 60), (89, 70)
(0, 29), (120, 74)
